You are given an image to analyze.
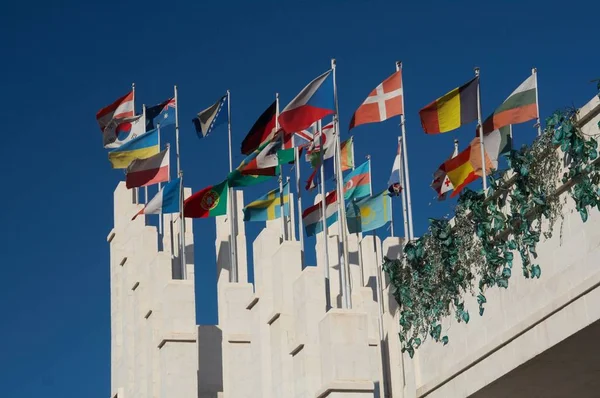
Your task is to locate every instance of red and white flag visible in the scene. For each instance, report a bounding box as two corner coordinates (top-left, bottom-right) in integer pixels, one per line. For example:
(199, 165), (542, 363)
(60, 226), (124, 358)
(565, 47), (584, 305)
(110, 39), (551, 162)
(96, 91), (135, 132)
(349, 70), (403, 130)
(431, 143), (459, 200)
(126, 148), (170, 189)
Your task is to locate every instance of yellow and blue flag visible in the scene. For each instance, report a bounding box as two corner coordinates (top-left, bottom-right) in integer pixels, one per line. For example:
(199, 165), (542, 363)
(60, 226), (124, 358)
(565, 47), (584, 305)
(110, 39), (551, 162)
(243, 183), (290, 222)
(346, 190), (392, 233)
(108, 128), (159, 169)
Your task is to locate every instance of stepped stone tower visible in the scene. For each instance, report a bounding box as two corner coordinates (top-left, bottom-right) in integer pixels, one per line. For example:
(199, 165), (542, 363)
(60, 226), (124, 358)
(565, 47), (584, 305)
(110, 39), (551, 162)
(110, 94), (600, 398)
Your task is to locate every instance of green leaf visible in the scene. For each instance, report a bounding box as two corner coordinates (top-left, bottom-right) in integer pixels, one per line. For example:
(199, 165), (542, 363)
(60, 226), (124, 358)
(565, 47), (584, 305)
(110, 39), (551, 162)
(462, 311), (470, 324)
(531, 264), (541, 278)
(442, 336), (449, 345)
(413, 337), (422, 348)
(502, 267), (512, 278)
(579, 207), (589, 222)
(497, 278), (509, 288)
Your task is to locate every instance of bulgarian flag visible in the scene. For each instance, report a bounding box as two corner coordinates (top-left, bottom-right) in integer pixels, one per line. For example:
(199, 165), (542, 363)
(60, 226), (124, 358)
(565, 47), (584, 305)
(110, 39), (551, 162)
(184, 179), (228, 218)
(482, 74), (538, 134)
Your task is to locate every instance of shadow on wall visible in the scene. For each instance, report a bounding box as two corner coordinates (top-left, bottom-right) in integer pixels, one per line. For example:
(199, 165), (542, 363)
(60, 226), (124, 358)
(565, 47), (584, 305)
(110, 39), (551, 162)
(198, 325), (224, 398)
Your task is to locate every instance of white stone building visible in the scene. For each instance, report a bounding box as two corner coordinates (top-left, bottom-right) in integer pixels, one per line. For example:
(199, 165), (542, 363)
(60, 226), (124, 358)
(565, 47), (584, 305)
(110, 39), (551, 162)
(109, 94), (600, 398)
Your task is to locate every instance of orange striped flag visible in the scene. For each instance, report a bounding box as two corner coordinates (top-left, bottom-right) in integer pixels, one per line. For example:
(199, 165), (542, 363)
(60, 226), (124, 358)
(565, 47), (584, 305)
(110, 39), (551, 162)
(441, 137), (493, 197)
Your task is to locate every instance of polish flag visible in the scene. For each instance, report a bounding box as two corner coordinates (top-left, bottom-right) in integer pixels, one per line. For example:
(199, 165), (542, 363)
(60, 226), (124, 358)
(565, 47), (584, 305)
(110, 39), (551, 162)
(349, 70), (403, 130)
(126, 148), (169, 189)
(278, 70), (335, 134)
(96, 91), (135, 132)
(132, 177), (180, 220)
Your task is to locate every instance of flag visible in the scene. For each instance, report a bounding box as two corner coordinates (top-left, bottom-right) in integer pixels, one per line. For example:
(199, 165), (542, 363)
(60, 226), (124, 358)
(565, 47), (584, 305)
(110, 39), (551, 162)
(184, 179), (229, 218)
(419, 77), (479, 134)
(239, 133), (283, 176)
(146, 98), (176, 130)
(340, 137), (354, 171)
(243, 183), (290, 222)
(103, 114), (146, 149)
(241, 101), (277, 154)
(440, 137), (493, 197)
(349, 70), (403, 130)
(132, 178), (180, 220)
(302, 191), (338, 237)
(192, 95), (227, 138)
(295, 126), (314, 144)
(483, 125), (512, 169)
(96, 91), (134, 132)
(108, 129), (159, 169)
(346, 190), (392, 233)
(482, 75), (537, 134)
(126, 148), (169, 189)
(343, 160), (371, 202)
(306, 123), (335, 167)
(277, 148), (295, 165)
(228, 170), (274, 187)
(278, 70), (335, 133)
(431, 143), (459, 200)
(387, 139), (403, 195)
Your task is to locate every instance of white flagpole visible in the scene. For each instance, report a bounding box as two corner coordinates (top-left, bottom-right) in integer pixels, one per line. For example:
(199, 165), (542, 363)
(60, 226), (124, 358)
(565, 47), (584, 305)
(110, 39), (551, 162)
(174, 85), (182, 175)
(397, 62), (415, 241)
(294, 136), (305, 260)
(227, 90), (238, 283)
(179, 170), (187, 279)
(143, 103), (148, 205)
(276, 93), (287, 241)
(533, 67), (542, 137)
(332, 58), (352, 310)
(133, 83), (139, 204)
(166, 143), (175, 258)
(475, 67), (488, 194)
(158, 123), (163, 236)
(398, 136), (410, 245)
(318, 120), (332, 310)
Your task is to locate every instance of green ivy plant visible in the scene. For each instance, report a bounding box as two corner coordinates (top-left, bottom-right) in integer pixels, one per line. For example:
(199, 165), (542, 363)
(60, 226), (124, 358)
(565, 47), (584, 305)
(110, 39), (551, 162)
(383, 107), (600, 357)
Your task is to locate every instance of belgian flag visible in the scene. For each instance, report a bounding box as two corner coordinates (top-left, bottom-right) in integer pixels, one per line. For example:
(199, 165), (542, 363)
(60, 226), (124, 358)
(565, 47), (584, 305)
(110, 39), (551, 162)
(419, 77), (479, 134)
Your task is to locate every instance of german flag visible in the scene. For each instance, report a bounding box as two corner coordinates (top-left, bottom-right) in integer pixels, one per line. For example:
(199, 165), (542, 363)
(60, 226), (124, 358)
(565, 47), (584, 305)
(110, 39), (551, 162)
(419, 77), (479, 134)
(441, 136), (493, 197)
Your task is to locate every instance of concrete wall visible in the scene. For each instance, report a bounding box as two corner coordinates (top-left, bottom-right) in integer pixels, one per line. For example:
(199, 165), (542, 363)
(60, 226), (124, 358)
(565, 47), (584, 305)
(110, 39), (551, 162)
(109, 183), (197, 398)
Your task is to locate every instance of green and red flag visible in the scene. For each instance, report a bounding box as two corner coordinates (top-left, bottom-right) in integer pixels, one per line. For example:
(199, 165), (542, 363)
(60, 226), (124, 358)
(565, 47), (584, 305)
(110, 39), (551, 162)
(482, 74), (538, 134)
(184, 179), (228, 218)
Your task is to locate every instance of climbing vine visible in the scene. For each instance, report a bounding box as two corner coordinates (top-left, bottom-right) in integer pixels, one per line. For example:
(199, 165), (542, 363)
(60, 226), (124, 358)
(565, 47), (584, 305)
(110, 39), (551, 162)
(383, 105), (600, 357)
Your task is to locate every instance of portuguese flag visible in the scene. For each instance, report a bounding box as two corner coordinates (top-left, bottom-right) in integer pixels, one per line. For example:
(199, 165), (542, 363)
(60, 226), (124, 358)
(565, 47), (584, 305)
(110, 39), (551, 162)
(184, 179), (228, 218)
(482, 74), (538, 134)
(419, 77), (479, 134)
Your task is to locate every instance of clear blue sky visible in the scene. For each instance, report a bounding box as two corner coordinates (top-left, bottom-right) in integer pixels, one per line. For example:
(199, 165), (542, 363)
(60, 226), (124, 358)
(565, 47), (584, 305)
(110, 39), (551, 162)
(0, 0), (598, 396)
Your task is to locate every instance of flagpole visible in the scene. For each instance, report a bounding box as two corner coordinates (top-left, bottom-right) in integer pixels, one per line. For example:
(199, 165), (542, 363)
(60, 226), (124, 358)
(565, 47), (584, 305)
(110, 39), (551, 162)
(158, 123), (163, 236)
(133, 86), (138, 205)
(332, 58), (352, 310)
(227, 89), (238, 283)
(397, 62), (415, 241)
(318, 120), (332, 310)
(174, 85), (181, 175)
(276, 93), (287, 241)
(398, 136), (410, 246)
(166, 143), (175, 258)
(179, 170), (187, 279)
(142, 103), (148, 204)
(533, 67), (542, 137)
(475, 67), (488, 194)
(294, 139), (305, 261)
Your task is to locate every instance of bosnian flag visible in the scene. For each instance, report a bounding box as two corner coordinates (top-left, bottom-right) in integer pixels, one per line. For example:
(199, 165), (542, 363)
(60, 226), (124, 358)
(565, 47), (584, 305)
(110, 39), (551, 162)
(126, 148), (170, 189)
(132, 178), (180, 220)
(302, 190), (338, 237)
(96, 91), (135, 132)
(103, 114), (146, 149)
(278, 70), (335, 134)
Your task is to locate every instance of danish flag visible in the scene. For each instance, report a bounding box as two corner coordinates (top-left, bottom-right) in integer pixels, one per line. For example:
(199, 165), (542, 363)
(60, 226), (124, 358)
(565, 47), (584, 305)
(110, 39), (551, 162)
(349, 70), (403, 130)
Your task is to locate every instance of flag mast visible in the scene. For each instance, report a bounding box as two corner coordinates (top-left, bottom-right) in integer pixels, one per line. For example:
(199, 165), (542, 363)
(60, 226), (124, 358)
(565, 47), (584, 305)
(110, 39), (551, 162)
(133, 83), (139, 204)
(174, 85), (182, 175)
(398, 136), (410, 245)
(318, 120), (332, 310)
(227, 89), (238, 282)
(179, 170), (187, 279)
(276, 93), (287, 241)
(157, 122), (163, 236)
(533, 67), (542, 137)
(294, 136), (305, 262)
(475, 67), (488, 194)
(397, 62), (414, 241)
(331, 58), (352, 309)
